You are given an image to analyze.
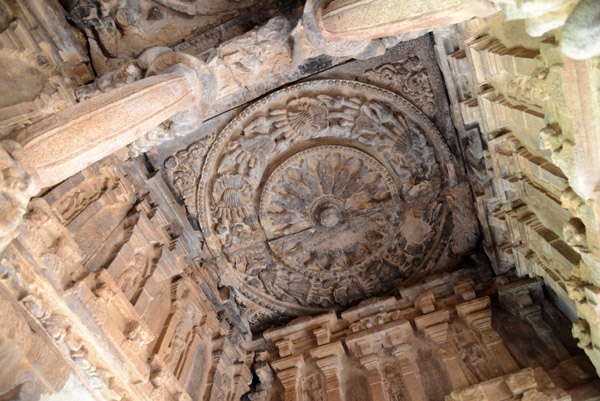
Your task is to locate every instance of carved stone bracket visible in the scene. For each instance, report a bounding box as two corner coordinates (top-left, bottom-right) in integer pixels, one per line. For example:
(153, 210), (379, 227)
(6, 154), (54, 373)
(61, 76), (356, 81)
(456, 296), (520, 375)
(310, 342), (345, 401)
(15, 50), (216, 188)
(271, 355), (305, 401)
(499, 280), (572, 362)
(415, 310), (471, 390)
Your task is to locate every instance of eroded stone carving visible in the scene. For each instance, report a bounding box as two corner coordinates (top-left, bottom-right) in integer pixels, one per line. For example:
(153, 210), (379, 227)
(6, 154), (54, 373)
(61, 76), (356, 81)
(66, 0), (257, 73)
(5, 5), (600, 400)
(302, 374), (325, 401)
(365, 57), (436, 116)
(0, 0), (92, 138)
(0, 140), (39, 253)
(164, 140), (209, 216)
(562, 0), (600, 60)
(0, 252), (125, 400)
(382, 362), (407, 400)
(490, 0), (600, 59)
(207, 16), (292, 99)
(249, 265), (600, 401)
(437, 17), (600, 373)
(73, 13), (296, 157)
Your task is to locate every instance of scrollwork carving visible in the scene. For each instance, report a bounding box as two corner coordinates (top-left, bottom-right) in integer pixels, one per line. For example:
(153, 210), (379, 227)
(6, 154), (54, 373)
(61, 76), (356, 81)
(164, 140), (208, 216)
(365, 57), (436, 116)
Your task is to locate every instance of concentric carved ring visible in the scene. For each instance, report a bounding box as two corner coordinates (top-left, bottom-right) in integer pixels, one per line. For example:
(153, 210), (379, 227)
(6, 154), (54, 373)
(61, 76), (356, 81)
(260, 145), (399, 277)
(197, 80), (457, 318)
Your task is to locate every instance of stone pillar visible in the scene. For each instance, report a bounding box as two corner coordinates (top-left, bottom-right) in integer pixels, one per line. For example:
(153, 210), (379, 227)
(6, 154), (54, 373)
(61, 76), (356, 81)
(499, 280), (571, 362)
(16, 52), (215, 188)
(520, 305), (571, 361)
(392, 344), (427, 401)
(310, 342), (345, 401)
(232, 365), (253, 401)
(415, 310), (470, 390)
(456, 297), (519, 374)
(271, 355), (304, 401)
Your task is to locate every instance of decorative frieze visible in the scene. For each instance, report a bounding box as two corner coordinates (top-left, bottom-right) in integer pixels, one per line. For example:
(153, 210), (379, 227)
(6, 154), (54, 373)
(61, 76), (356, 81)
(248, 266), (600, 401)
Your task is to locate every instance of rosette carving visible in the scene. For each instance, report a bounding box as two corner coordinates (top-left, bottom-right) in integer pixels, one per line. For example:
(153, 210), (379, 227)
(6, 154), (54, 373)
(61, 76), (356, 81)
(260, 146), (399, 275)
(197, 80), (467, 325)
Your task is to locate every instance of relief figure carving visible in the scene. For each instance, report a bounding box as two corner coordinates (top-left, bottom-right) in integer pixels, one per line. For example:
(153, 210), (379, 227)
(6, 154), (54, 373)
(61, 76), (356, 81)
(383, 363), (407, 401)
(0, 140), (39, 253)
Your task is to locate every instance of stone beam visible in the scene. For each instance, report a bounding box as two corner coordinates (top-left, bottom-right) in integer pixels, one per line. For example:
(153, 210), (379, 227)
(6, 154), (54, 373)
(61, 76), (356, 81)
(16, 53), (214, 189)
(303, 0), (498, 49)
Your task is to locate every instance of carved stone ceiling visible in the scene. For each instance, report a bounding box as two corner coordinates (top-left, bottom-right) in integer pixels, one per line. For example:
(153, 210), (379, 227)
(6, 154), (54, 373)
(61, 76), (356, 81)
(140, 35), (480, 329)
(193, 78), (478, 327)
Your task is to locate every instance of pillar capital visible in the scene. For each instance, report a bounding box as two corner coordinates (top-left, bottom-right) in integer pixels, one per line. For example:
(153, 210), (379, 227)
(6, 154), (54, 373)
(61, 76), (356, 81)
(271, 356), (304, 401)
